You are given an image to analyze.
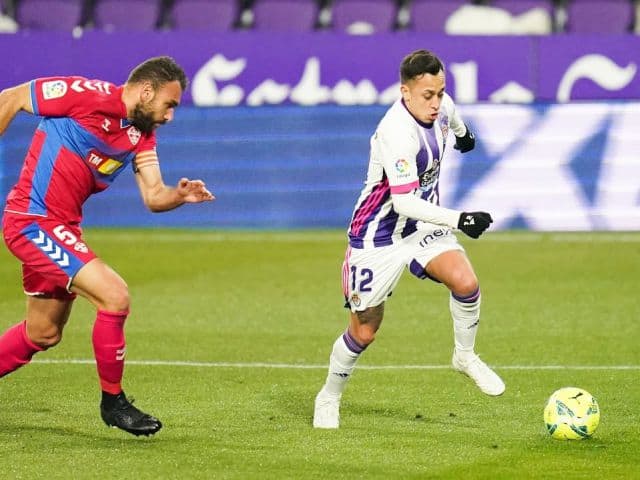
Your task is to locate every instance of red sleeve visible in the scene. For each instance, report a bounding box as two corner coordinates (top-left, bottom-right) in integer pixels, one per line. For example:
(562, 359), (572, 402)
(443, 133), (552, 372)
(30, 76), (116, 118)
(136, 131), (157, 155)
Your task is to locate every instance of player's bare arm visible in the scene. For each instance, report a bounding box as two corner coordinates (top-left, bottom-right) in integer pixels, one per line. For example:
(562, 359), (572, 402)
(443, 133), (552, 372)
(0, 82), (33, 136)
(134, 158), (214, 212)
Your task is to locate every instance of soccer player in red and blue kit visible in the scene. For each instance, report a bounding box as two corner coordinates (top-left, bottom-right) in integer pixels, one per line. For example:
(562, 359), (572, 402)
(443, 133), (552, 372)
(0, 56), (214, 436)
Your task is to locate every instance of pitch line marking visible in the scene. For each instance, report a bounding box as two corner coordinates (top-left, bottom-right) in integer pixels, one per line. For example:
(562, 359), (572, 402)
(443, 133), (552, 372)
(90, 231), (640, 244)
(32, 359), (640, 370)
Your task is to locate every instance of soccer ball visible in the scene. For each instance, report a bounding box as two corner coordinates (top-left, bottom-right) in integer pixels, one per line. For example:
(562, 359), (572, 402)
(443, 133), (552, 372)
(544, 387), (600, 440)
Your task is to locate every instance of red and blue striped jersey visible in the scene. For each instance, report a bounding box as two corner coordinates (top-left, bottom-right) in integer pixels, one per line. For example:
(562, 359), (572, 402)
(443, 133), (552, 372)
(5, 76), (156, 225)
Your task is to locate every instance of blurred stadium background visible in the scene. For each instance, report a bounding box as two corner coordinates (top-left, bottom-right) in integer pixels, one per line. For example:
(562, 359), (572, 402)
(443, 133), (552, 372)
(1, 0), (639, 231)
(1, 3), (639, 478)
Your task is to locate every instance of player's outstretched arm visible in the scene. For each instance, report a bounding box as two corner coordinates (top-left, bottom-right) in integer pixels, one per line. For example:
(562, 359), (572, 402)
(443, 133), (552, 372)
(391, 193), (493, 239)
(457, 211), (493, 239)
(175, 177), (215, 204)
(0, 82), (33, 136)
(453, 124), (475, 153)
(443, 93), (475, 154)
(392, 192), (460, 227)
(135, 162), (214, 212)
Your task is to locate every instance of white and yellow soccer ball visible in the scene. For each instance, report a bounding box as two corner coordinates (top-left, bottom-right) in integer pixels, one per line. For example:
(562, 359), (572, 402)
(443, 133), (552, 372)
(544, 387), (600, 440)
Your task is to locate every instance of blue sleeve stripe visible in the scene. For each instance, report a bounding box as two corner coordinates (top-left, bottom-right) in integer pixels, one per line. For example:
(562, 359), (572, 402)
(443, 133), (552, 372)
(30, 80), (39, 116)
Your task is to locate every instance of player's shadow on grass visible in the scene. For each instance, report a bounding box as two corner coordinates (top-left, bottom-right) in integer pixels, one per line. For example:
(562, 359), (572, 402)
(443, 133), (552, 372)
(0, 422), (166, 444)
(273, 387), (435, 427)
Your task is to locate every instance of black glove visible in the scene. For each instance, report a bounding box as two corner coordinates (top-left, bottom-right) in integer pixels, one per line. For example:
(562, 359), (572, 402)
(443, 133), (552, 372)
(454, 125), (475, 153)
(458, 211), (493, 239)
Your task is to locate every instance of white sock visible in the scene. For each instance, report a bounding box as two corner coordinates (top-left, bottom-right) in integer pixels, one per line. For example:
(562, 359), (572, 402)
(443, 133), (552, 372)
(450, 288), (481, 360)
(322, 332), (364, 397)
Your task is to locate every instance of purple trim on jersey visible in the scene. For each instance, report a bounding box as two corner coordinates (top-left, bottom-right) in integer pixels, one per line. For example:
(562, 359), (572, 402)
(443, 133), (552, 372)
(419, 188), (434, 201)
(372, 209), (399, 247)
(342, 330), (367, 354)
(409, 259), (428, 279)
(401, 219), (418, 238)
(423, 125), (440, 163)
(415, 129), (440, 203)
(416, 148), (428, 173)
(452, 287), (481, 303)
(30, 81), (39, 116)
(348, 177), (390, 247)
(21, 222), (85, 278)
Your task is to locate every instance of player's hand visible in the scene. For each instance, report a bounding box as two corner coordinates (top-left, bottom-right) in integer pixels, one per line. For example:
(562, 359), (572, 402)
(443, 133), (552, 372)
(177, 177), (215, 203)
(457, 211), (492, 239)
(454, 125), (475, 153)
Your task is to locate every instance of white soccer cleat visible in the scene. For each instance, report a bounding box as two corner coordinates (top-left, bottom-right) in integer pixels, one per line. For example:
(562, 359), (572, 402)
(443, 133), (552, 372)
(452, 350), (506, 396)
(313, 389), (341, 429)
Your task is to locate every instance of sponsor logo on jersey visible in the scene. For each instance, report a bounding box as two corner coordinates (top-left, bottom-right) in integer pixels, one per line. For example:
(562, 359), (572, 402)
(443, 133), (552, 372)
(42, 80), (68, 100)
(87, 151), (123, 175)
(395, 159), (410, 174)
(127, 126), (141, 146)
(418, 227), (451, 248)
(419, 158), (440, 188)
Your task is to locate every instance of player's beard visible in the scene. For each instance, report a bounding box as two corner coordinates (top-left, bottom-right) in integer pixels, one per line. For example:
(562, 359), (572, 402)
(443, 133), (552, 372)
(130, 102), (162, 134)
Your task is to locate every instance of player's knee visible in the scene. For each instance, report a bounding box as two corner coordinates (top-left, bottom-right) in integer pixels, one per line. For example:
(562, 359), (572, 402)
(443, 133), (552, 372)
(352, 324), (377, 346)
(450, 272), (479, 297)
(28, 324), (63, 349)
(101, 286), (130, 313)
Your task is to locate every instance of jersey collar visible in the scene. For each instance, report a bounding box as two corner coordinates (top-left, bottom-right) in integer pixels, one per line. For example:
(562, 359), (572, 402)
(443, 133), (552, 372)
(401, 98), (434, 129)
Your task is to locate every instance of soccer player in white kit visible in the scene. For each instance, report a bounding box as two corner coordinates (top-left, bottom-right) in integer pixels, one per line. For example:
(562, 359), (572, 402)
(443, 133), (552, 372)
(313, 50), (505, 429)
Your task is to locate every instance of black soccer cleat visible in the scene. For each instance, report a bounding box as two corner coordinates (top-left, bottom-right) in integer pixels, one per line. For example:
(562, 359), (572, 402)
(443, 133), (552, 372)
(100, 391), (163, 437)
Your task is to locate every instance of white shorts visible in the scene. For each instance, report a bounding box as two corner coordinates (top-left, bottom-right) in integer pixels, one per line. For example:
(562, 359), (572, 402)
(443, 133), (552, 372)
(342, 226), (464, 312)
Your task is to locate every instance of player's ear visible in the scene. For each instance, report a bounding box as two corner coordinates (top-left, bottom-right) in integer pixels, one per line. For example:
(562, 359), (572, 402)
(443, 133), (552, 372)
(400, 84), (410, 103)
(140, 81), (154, 101)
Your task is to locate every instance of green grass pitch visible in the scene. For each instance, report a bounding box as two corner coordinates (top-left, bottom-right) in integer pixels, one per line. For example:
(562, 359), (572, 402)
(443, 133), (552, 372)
(0, 230), (638, 479)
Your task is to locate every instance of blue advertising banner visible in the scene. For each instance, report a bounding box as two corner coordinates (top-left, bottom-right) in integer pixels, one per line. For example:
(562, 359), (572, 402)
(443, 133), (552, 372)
(2, 103), (639, 231)
(0, 32), (638, 104)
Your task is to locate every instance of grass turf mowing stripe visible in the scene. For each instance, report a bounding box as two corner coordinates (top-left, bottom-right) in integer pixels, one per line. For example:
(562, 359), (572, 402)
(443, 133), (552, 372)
(32, 359), (640, 370)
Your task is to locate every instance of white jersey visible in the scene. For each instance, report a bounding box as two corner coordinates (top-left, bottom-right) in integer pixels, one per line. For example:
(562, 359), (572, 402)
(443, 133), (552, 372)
(347, 93), (466, 249)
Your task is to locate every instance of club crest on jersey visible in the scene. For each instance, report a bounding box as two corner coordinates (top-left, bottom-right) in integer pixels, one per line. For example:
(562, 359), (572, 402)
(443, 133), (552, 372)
(87, 150), (123, 175)
(349, 293), (361, 307)
(127, 126), (141, 145)
(42, 80), (68, 100)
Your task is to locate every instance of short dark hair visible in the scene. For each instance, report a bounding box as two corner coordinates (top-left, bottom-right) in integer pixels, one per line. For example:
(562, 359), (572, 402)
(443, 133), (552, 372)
(400, 50), (444, 84)
(127, 56), (188, 91)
